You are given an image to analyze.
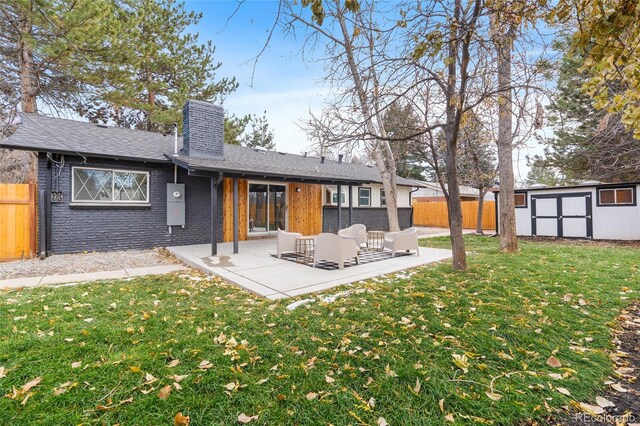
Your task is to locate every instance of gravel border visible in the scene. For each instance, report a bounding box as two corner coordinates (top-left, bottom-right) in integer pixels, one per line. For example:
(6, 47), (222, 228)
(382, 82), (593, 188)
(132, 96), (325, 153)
(0, 248), (178, 280)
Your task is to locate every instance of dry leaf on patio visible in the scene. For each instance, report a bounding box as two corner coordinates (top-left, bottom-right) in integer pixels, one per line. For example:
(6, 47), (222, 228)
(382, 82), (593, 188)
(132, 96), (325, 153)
(174, 412), (191, 426)
(486, 392), (502, 401)
(306, 392), (317, 400)
(555, 387), (571, 396)
(546, 356), (562, 368)
(377, 417), (389, 426)
(595, 396), (615, 408)
(238, 413), (259, 423)
(158, 385), (172, 400)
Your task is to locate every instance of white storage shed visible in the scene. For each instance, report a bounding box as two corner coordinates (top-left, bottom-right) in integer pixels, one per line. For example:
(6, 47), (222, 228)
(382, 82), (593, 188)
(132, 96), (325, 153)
(493, 181), (640, 240)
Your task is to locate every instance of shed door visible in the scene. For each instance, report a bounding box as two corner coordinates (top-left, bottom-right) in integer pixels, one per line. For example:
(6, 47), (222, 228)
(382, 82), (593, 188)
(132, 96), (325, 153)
(532, 193), (592, 238)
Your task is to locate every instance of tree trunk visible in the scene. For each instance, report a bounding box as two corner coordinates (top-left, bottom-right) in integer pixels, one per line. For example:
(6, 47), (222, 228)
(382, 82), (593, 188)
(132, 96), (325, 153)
(18, 8), (36, 113)
(445, 140), (467, 270)
(373, 145), (400, 231)
(476, 188), (485, 235)
(495, 26), (518, 252)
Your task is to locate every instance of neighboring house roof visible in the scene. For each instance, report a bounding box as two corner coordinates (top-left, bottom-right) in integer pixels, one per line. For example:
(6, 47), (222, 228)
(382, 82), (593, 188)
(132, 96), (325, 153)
(411, 180), (481, 198)
(2, 113), (418, 187)
(493, 181), (640, 193)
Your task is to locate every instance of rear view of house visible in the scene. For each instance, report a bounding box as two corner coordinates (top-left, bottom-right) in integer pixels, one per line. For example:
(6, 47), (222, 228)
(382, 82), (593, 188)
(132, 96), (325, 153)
(2, 100), (418, 257)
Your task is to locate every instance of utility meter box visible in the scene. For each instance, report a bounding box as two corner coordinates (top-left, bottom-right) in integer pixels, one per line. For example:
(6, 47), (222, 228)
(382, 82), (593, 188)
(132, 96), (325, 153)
(167, 183), (185, 226)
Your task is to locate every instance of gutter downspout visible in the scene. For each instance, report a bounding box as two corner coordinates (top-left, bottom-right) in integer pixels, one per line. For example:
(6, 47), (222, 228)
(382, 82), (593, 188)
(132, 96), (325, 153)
(169, 123), (178, 235)
(409, 186), (420, 227)
(42, 153), (52, 257)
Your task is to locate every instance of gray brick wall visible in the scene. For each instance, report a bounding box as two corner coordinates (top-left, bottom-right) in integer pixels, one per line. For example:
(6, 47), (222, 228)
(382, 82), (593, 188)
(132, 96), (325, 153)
(322, 206), (413, 233)
(182, 100), (224, 158)
(38, 154), (223, 254)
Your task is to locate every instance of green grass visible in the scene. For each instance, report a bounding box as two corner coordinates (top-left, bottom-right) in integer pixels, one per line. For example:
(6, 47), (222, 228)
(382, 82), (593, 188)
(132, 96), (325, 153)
(0, 237), (637, 425)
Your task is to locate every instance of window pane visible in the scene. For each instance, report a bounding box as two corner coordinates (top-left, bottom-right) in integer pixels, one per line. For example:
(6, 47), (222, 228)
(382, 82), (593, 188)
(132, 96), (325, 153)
(514, 193), (526, 207)
(380, 189), (386, 206)
(114, 171), (148, 201)
(358, 188), (370, 206)
(616, 188), (633, 204)
(249, 184), (268, 232)
(599, 189), (615, 204)
(73, 168), (112, 201)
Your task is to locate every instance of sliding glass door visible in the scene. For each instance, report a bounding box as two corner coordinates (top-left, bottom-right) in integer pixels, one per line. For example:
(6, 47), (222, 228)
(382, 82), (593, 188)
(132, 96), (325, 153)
(248, 183), (286, 234)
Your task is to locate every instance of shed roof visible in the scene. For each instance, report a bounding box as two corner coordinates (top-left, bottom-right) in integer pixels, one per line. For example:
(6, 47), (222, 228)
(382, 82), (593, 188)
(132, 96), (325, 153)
(2, 113), (418, 186)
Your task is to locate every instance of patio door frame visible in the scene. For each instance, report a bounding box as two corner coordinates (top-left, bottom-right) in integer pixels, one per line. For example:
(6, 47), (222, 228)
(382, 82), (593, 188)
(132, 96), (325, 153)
(247, 181), (288, 235)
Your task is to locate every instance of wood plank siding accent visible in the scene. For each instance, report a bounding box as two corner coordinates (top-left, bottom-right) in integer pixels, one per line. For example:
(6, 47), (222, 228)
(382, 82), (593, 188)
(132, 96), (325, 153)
(288, 183), (323, 236)
(222, 178), (248, 242)
(0, 184), (37, 261)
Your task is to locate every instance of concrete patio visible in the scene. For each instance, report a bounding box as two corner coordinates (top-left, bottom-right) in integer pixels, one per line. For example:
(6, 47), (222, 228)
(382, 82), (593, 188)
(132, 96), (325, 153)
(167, 239), (452, 299)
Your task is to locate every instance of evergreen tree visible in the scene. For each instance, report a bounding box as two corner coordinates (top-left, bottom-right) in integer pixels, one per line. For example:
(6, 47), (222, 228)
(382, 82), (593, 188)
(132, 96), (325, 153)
(382, 102), (425, 180)
(79, 0), (238, 133)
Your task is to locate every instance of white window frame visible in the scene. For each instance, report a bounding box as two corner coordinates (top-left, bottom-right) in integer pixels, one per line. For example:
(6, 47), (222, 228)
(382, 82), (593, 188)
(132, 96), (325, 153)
(358, 187), (371, 207)
(380, 188), (386, 207)
(71, 166), (150, 204)
(598, 188), (634, 206)
(332, 190), (346, 205)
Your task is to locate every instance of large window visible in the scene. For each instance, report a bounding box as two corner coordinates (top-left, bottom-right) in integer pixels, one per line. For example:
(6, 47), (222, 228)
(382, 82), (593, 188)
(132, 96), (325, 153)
(72, 167), (149, 204)
(598, 187), (634, 206)
(358, 187), (371, 206)
(248, 183), (286, 233)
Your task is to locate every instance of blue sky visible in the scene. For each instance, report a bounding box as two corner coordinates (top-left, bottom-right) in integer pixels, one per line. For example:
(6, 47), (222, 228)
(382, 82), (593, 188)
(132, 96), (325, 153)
(186, 0), (328, 154)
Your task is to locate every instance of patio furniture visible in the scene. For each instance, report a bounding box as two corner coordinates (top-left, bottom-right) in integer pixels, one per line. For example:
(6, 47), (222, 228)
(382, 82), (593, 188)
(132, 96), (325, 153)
(313, 233), (359, 270)
(367, 230), (386, 252)
(294, 236), (315, 264)
(383, 227), (420, 256)
(276, 228), (302, 258)
(338, 224), (367, 247)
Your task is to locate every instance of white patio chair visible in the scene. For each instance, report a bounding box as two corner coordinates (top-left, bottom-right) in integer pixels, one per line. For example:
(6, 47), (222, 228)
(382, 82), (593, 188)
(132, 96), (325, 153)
(276, 228), (303, 258)
(337, 224), (367, 247)
(383, 227), (420, 256)
(313, 233), (359, 270)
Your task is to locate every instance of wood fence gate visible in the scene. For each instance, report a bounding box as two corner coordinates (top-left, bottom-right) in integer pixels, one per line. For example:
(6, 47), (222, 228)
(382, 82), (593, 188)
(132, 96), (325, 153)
(0, 184), (37, 261)
(413, 200), (496, 230)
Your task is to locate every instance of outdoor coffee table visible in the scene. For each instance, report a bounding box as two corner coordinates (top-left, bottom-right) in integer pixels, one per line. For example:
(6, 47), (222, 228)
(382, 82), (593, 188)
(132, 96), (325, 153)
(294, 236), (315, 263)
(367, 231), (385, 252)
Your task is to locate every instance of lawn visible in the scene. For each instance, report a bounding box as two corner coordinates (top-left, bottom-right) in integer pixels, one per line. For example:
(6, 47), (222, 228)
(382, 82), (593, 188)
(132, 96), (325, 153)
(0, 237), (637, 425)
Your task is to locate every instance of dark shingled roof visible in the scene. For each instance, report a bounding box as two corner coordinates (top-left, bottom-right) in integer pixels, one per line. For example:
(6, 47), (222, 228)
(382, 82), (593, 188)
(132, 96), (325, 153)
(2, 113), (419, 186)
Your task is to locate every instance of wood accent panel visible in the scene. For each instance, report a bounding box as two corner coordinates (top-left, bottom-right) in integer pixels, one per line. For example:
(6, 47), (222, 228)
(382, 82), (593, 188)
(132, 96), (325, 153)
(0, 184), (37, 261)
(412, 200), (496, 230)
(222, 178), (248, 242)
(288, 183), (323, 235)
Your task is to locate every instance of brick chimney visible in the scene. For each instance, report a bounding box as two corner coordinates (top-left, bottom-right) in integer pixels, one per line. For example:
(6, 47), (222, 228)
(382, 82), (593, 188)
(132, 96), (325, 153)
(182, 100), (224, 158)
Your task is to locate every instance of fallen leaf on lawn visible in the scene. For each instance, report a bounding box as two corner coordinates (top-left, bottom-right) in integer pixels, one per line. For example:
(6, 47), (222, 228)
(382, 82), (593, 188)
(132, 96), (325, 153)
(452, 354), (469, 373)
(71, 361), (82, 369)
(445, 413), (455, 422)
(368, 397), (376, 409)
(546, 356), (562, 368)
(198, 360), (213, 370)
(325, 375), (335, 384)
(578, 298), (587, 306)
(595, 396), (615, 408)
(158, 385), (172, 400)
(238, 413), (259, 423)
(385, 364), (398, 378)
(377, 417), (388, 426)
(411, 377), (421, 394)
(579, 402), (604, 416)
(168, 374), (188, 383)
(0, 367), (6, 378)
(562, 294), (572, 302)
(256, 378), (268, 385)
(306, 392), (317, 400)
(167, 359), (180, 368)
(19, 377), (42, 395)
(224, 382), (237, 391)
(144, 373), (158, 384)
(611, 383), (628, 393)
(486, 392), (502, 401)
(438, 398), (445, 413)
(556, 387), (571, 396)
(548, 373), (563, 380)
(129, 366), (141, 373)
(174, 412), (191, 426)
(53, 381), (76, 396)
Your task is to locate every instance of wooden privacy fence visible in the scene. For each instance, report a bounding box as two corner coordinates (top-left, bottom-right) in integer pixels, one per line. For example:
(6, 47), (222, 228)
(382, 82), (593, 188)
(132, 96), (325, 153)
(0, 184), (37, 261)
(413, 200), (496, 230)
